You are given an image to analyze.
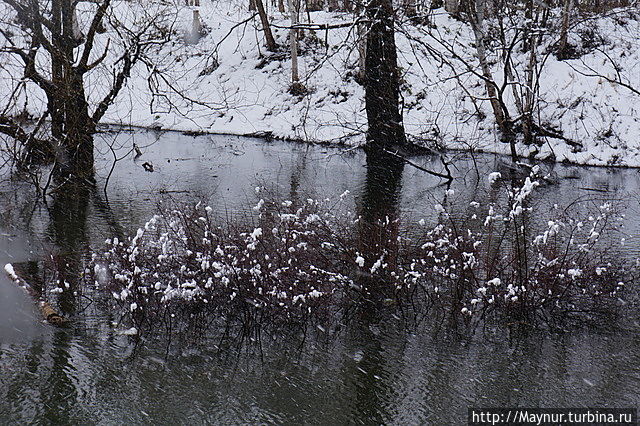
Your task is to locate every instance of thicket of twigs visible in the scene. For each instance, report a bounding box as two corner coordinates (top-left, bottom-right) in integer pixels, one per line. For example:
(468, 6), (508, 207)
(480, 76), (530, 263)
(92, 170), (635, 339)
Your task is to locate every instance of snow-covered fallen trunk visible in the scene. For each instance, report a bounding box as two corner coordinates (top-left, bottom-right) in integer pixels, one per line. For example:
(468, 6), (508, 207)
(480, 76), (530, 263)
(4, 263), (68, 326)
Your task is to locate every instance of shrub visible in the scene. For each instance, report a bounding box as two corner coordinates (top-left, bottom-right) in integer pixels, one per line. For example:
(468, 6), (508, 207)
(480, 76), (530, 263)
(93, 169), (633, 338)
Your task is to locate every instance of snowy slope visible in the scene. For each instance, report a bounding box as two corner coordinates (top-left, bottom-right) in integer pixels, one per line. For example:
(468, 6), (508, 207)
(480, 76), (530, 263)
(1, 1), (639, 166)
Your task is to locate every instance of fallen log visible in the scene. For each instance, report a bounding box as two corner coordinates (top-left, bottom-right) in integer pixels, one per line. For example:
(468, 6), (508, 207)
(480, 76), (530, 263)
(4, 263), (68, 326)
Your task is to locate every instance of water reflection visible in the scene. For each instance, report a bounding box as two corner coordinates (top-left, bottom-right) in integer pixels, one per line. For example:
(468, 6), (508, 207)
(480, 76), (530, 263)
(0, 132), (638, 423)
(357, 149), (404, 301)
(348, 149), (406, 423)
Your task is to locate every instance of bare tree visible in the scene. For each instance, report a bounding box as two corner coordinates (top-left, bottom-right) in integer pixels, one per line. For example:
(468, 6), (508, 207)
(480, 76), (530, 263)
(462, 0), (512, 144)
(0, 0), (174, 185)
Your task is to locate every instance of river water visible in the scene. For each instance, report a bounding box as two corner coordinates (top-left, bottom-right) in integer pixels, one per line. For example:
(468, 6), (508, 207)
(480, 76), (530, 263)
(0, 131), (639, 423)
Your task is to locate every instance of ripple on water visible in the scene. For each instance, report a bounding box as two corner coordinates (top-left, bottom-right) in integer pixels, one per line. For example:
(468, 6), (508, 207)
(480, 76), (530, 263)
(1, 133), (640, 422)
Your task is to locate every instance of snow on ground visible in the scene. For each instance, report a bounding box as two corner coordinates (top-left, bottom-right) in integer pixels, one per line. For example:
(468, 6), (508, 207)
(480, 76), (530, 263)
(1, 1), (639, 166)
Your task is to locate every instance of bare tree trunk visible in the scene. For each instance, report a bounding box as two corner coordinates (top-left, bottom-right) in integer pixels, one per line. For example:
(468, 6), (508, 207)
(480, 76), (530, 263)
(464, 0), (512, 149)
(522, 9), (541, 146)
(59, 0), (94, 181)
(255, 0), (278, 51)
(522, 0), (534, 51)
(306, 0), (323, 11)
(191, 0), (203, 42)
(288, 0), (303, 92)
(403, 0), (417, 17)
(355, 5), (367, 83)
(365, 0), (406, 147)
(557, 0), (573, 59)
(498, 18), (525, 123)
(51, 0), (64, 141)
(444, 0), (459, 14)
(278, 0), (286, 13)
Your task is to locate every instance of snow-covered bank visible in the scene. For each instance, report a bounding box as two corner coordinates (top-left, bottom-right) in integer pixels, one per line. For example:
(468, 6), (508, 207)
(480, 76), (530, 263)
(2, 1), (639, 166)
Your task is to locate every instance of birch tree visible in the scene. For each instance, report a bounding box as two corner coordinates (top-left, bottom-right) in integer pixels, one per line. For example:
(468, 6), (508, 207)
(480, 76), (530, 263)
(288, 0), (305, 93)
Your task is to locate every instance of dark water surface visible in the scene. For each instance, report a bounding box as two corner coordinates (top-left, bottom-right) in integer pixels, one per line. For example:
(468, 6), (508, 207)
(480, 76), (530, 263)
(1, 131), (639, 423)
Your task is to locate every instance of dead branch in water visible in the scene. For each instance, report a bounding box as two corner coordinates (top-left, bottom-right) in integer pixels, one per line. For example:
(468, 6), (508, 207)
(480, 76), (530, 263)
(382, 148), (454, 182)
(3, 264), (68, 326)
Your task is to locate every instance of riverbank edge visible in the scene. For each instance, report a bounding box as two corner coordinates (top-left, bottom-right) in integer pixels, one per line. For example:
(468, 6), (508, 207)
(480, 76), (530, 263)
(97, 121), (640, 171)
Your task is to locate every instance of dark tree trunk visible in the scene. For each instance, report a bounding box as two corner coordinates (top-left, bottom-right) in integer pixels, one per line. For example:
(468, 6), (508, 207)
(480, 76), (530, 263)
(255, 0), (278, 51)
(364, 0), (406, 148)
(59, 69), (94, 181)
(557, 0), (573, 59)
(328, 0), (340, 11)
(55, 0), (94, 181)
(306, 0), (323, 11)
(51, 0), (64, 140)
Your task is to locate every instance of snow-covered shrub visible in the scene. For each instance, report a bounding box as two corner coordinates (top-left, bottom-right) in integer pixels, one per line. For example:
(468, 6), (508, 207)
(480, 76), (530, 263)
(94, 172), (634, 338)
(404, 167), (633, 323)
(95, 192), (359, 336)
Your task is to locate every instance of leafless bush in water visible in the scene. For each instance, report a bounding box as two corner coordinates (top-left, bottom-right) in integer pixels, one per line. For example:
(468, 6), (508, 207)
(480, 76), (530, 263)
(92, 173), (635, 340)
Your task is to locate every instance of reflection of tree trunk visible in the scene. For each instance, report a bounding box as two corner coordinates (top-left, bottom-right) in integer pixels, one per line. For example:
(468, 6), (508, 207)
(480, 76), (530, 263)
(43, 329), (77, 423)
(347, 152), (404, 423)
(347, 324), (390, 423)
(289, 149), (309, 206)
(357, 149), (404, 300)
(92, 191), (126, 242)
(365, 0), (406, 147)
(48, 185), (91, 315)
